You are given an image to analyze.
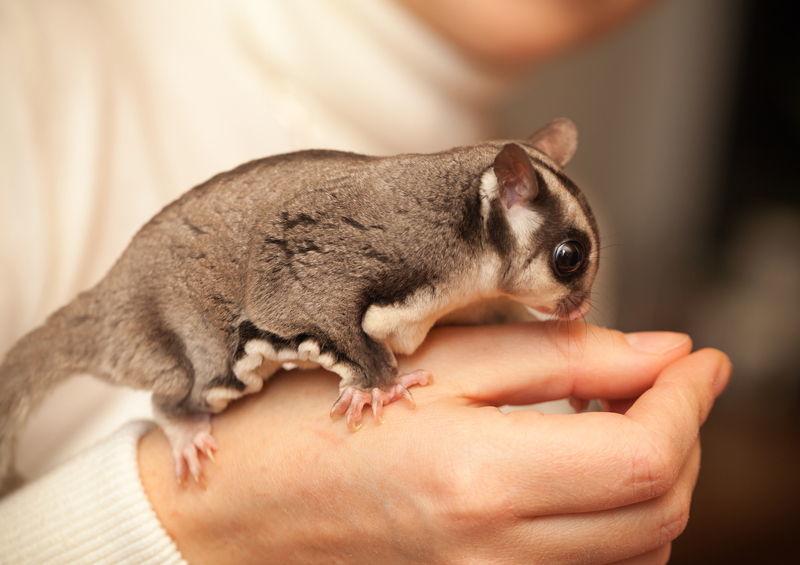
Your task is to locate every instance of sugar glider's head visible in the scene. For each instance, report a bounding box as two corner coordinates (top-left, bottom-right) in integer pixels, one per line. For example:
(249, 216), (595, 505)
(482, 119), (599, 321)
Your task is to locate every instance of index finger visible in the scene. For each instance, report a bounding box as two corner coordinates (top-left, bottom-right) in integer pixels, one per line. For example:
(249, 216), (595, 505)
(625, 347), (731, 465)
(477, 348), (731, 516)
(406, 322), (692, 406)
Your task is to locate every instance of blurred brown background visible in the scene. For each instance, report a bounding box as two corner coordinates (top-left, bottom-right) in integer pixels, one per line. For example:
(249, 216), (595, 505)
(495, 0), (799, 561)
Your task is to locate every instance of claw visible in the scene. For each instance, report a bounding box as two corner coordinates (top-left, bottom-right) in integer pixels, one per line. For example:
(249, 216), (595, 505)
(343, 388), (370, 430)
(371, 388), (385, 424)
(330, 369), (433, 431)
(159, 413), (218, 487)
(346, 408), (364, 431)
(185, 446), (202, 484)
(397, 384), (415, 408)
(330, 387), (354, 419)
(192, 431), (219, 464)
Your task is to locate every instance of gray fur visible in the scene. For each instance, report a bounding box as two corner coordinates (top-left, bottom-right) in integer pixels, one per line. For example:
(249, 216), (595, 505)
(0, 122), (599, 493)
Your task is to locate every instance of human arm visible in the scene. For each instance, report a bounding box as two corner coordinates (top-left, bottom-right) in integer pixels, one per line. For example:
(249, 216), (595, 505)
(139, 322), (730, 564)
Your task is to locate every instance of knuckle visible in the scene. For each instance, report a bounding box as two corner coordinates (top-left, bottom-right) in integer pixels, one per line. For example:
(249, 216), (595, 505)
(431, 460), (516, 544)
(433, 461), (491, 524)
(658, 491), (692, 544)
(659, 506), (690, 545)
(628, 431), (676, 500)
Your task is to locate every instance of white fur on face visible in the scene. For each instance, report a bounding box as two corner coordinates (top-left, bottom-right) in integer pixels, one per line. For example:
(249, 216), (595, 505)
(511, 252), (566, 311)
(508, 205), (544, 243)
(525, 306), (558, 321)
(492, 163), (598, 315)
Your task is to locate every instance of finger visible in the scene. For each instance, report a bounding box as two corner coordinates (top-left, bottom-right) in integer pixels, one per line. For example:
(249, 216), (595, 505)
(625, 348), (731, 469)
(510, 442), (698, 565)
(409, 323), (691, 406)
(600, 347), (729, 416)
(477, 349), (727, 515)
(601, 397), (636, 414)
(609, 544), (671, 565)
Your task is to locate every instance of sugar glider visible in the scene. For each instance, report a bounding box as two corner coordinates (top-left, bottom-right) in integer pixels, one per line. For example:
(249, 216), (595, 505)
(0, 118), (599, 491)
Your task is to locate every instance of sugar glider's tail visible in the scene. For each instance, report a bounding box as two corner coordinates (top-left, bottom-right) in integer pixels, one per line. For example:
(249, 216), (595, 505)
(0, 292), (101, 495)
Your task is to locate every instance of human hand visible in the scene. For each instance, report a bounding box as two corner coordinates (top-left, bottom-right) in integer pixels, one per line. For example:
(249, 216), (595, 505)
(397, 0), (658, 65)
(138, 322), (730, 564)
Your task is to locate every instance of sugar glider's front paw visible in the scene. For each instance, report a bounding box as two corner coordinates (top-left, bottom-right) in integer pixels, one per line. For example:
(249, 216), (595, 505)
(159, 413), (219, 485)
(330, 370), (433, 431)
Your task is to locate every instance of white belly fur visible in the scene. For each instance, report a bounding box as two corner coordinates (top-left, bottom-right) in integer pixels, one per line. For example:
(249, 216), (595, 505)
(362, 256), (502, 355)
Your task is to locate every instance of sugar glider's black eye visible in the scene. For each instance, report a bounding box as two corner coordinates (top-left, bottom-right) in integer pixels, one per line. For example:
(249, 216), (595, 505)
(552, 240), (585, 277)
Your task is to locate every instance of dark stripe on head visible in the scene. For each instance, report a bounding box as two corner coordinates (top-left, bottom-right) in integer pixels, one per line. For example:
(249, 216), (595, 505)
(456, 190), (483, 246)
(525, 153), (598, 239)
(520, 187), (566, 269)
(512, 148), (598, 252)
(486, 199), (514, 256)
(532, 168), (549, 200)
(525, 154), (579, 197)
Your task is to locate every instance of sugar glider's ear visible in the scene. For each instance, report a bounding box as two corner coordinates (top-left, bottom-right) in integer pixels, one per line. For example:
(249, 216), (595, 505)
(494, 143), (539, 208)
(528, 118), (578, 168)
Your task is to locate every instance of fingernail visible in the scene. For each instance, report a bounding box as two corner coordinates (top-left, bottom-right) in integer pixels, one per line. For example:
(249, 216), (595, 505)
(625, 332), (690, 354)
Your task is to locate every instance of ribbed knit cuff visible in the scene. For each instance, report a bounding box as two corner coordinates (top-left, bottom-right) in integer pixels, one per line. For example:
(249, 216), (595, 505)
(0, 421), (186, 564)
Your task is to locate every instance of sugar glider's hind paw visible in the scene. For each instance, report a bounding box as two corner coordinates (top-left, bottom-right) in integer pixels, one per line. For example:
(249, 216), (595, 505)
(159, 413), (219, 485)
(330, 369), (433, 431)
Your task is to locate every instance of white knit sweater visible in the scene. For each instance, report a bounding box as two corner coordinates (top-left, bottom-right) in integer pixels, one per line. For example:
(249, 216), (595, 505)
(0, 0), (503, 560)
(0, 422), (185, 564)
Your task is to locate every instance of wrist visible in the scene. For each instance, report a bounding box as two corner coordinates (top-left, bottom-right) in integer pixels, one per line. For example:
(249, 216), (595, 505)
(136, 378), (353, 565)
(138, 427), (230, 564)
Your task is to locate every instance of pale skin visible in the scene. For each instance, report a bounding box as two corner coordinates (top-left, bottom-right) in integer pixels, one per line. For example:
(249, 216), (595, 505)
(397, 0), (658, 67)
(139, 322), (731, 564)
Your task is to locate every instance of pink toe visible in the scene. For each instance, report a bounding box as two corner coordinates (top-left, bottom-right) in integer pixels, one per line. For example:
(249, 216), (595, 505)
(399, 369), (432, 389)
(392, 384), (415, 408)
(183, 447), (201, 482)
(332, 372), (433, 431)
(346, 408), (364, 431)
(330, 388), (354, 418)
(174, 456), (187, 484)
(371, 388), (386, 424)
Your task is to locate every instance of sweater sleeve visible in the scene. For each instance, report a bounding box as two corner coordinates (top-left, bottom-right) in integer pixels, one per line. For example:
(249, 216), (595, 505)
(0, 421), (186, 565)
